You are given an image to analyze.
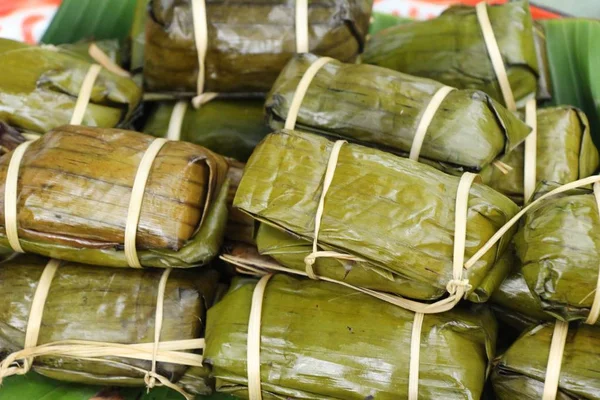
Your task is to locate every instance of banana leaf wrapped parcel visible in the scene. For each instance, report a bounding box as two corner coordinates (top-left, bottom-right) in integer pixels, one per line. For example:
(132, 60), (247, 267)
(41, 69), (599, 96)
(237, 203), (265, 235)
(512, 182), (600, 324)
(492, 322), (600, 399)
(481, 107), (599, 203)
(0, 255), (218, 394)
(0, 125), (229, 268)
(490, 250), (554, 331)
(142, 100), (270, 162)
(0, 38), (141, 134)
(266, 54), (531, 172)
(204, 274), (497, 399)
(362, 1), (538, 108)
(234, 130), (520, 303)
(144, 0), (373, 94)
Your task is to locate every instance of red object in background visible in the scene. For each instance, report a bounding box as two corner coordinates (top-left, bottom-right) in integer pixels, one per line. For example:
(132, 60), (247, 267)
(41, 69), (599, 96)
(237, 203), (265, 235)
(455, 0), (562, 19)
(373, 0), (563, 20)
(0, 0), (61, 43)
(0, 0), (60, 17)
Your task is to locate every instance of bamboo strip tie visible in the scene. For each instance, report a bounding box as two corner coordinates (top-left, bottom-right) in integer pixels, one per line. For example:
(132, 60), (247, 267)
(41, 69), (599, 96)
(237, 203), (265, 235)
(296, 0), (309, 53)
(409, 86), (455, 161)
(475, 2), (516, 112)
(88, 43), (131, 78)
(523, 98), (538, 203)
(124, 138), (169, 268)
(408, 312), (424, 400)
(4, 140), (34, 253)
(190, 0), (218, 109)
(247, 274), (273, 400)
(542, 320), (569, 400)
(284, 56), (334, 130)
(167, 101), (189, 141)
(70, 64), (103, 125)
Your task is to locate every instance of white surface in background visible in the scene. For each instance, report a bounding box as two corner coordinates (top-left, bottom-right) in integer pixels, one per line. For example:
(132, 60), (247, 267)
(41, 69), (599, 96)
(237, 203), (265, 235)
(372, 0), (448, 19)
(0, 5), (57, 43)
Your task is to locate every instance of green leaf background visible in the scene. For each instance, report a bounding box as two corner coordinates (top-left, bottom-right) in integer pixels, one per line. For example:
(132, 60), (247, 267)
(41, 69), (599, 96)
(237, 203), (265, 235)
(0, 374), (234, 400)
(543, 18), (600, 147)
(41, 0), (137, 45)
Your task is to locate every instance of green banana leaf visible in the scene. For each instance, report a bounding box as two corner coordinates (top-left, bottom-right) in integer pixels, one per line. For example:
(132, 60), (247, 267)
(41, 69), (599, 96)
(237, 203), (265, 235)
(0, 38), (141, 135)
(60, 39), (127, 67)
(205, 274), (496, 399)
(492, 322), (600, 399)
(0, 126), (229, 268)
(267, 53), (531, 172)
(252, 222), (511, 304)
(533, 22), (553, 101)
(480, 106), (599, 204)
(144, 0), (372, 94)
(41, 0), (137, 45)
(142, 100), (270, 162)
(490, 249), (554, 331)
(513, 183), (600, 323)
(367, 12), (413, 35)
(0, 373), (99, 400)
(234, 130), (519, 302)
(362, 1), (539, 109)
(0, 373), (236, 400)
(0, 255), (217, 393)
(543, 18), (600, 147)
(130, 0), (151, 73)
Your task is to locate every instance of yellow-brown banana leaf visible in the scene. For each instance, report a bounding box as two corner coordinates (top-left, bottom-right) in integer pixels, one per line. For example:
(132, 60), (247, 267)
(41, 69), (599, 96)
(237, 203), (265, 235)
(224, 159), (254, 245)
(204, 274), (497, 399)
(266, 54), (531, 172)
(0, 255), (218, 391)
(362, 1), (538, 108)
(481, 106), (599, 204)
(492, 322), (600, 399)
(0, 125), (229, 268)
(144, 0), (373, 94)
(142, 100), (270, 162)
(0, 38), (141, 134)
(513, 184), (600, 323)
(234, 130), (520, 302)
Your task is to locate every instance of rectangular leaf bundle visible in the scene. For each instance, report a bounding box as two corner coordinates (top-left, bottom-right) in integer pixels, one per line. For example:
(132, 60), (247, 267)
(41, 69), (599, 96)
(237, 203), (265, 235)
(234, 130), (520, 302)
(142, 100), (270, 162)
(481, 106), (599, 203)
(513, 184), (600, 323)
(362, 1), (539, 108)
(0, 255), (218, 392)
(144, 0), (372, 94)
(0, 125), (230, 268)
(266, 54), (531, 172)
(0, 38), (141, 134)
(204, 274), (496, 399)
(492, 322), (600, 399)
